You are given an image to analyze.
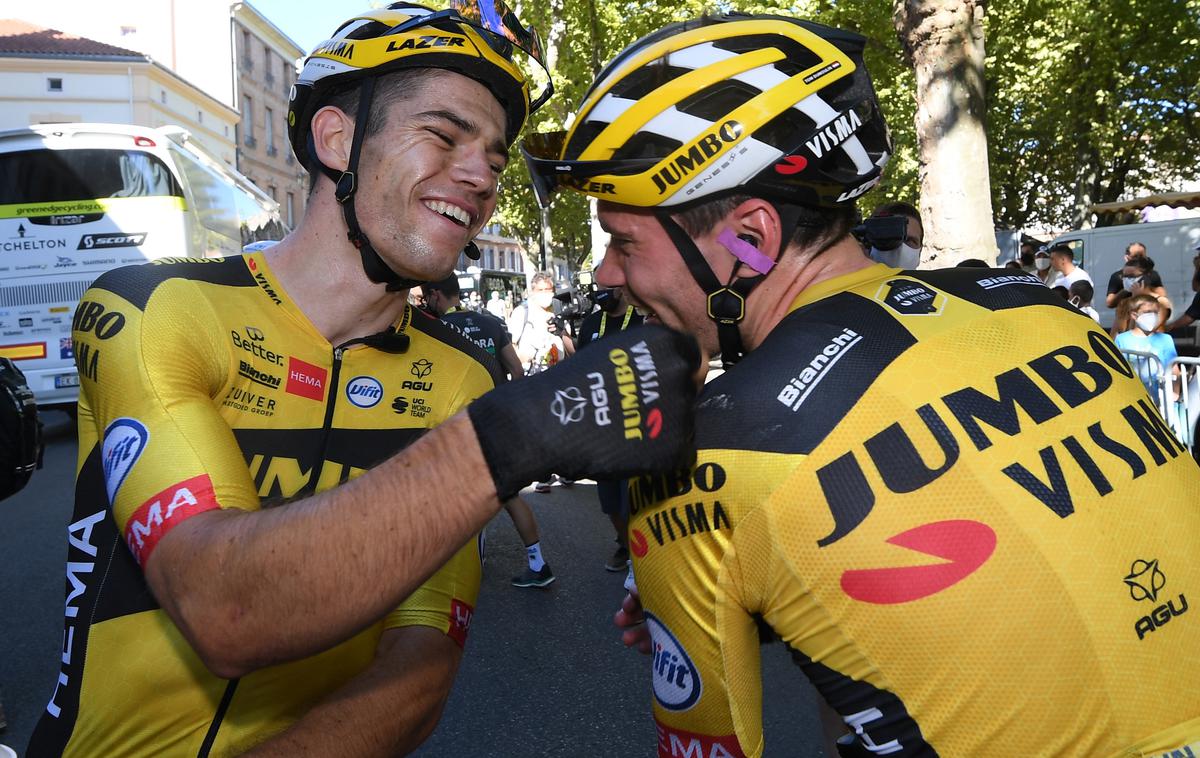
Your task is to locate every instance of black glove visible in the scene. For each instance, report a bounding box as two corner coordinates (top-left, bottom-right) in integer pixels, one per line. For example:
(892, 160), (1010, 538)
(546, 315), (566, 336)
(469, 324), (700, 499)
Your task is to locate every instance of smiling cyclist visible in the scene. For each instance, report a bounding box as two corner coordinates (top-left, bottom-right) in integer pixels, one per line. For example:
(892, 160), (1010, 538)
(525, 12), (1200, 758)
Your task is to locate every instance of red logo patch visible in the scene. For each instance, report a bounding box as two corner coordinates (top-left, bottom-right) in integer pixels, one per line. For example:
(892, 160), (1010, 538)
(840, 520), (996, 605)
(286, 357), (327, 401)
(630, 529), (649, 558)
(774, 155), (809, 175)
(655, 719), (746, 758)
(248, 257), (257, 271)
(447, 598), (474, 648)
(646, 408), (663, 439)
(124, 474), (219, 566)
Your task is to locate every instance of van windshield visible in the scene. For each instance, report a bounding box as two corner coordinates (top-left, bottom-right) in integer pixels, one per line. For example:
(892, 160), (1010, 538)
(0, 148), (183, 204)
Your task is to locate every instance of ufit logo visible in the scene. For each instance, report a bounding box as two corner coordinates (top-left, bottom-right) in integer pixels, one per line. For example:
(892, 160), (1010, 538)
(652, 121), (742, 195)
(646, 613), (701, 711)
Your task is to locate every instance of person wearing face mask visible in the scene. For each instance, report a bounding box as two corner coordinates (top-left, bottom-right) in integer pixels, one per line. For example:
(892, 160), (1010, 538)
(1018, 241), (1039, 274)
(1068, 280), (1100, 322)
(1106, 241), (1147, 308)
(1115, 294), (1179, 401)
(1033, 248), (1054, 284)
(867, 201), (923, 269)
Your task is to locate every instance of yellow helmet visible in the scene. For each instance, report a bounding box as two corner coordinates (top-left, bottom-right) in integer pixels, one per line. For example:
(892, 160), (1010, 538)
(523, 13), (890, 209)
(288, 0), (550, 169)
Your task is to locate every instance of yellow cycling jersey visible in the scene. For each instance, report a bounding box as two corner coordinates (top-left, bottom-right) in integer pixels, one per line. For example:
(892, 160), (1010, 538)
(28, 253), (500, 758)
(630, 265), (1200, 758)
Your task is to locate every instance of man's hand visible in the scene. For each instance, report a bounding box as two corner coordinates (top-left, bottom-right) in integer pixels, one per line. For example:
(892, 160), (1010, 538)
(614, 591), (652, 654)
(468, 324), (701, 499)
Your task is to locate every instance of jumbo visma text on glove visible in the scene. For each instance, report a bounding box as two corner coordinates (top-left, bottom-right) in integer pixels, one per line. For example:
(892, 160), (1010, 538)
(469, 325), (701, 500)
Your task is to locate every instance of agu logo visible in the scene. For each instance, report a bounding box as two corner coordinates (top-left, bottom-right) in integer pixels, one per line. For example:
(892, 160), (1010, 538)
(346, 376), (383, 408)
(646, 613), (701, 711)
(1126, 559), (1188, 641)
(102, 418), (149, 505)
(550, 387), (586, 424)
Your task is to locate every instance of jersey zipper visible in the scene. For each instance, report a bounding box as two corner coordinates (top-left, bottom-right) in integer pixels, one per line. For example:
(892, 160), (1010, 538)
(314, 345), (347, 484)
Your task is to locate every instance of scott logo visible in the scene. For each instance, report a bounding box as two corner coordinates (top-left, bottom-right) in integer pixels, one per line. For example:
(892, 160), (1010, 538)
(345, 376), (383, 409)
(551, 387), (587, 424)
(73, 301), (126, 339)
(652, 120), (742, 195)
(646, 613), (702, 711)
(840, 520), (996, 605)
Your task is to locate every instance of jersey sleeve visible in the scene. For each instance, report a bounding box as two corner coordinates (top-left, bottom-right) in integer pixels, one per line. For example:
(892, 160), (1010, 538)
(383, 535), (482, 648)
(75, 272), (260, 568)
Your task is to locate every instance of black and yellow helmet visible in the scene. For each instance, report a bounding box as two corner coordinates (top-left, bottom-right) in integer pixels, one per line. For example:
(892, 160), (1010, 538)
(288, 0), (551, 170)
(285, 1), (551, 291)
(522, 13), (890, 209)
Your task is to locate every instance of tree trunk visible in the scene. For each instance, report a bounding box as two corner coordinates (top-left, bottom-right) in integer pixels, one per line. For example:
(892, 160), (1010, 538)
(894, 0), (998, 266)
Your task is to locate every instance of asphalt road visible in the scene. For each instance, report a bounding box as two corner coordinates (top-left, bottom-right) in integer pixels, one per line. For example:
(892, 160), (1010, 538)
(0, 411), (827, 757)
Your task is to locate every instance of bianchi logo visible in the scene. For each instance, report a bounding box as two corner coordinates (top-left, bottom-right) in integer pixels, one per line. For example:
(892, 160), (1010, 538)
(550, 387), (586, 425)
(238, 360), (281, 389)
(777, 328), (862, 412)
(1125, 558), (1166, 602)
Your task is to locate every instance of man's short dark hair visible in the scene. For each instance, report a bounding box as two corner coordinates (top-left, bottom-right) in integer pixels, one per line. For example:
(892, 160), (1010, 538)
(1126, 255), (1155, 273)
(1049, 244), (1073, 258)
(306, 68), (434, 192)
(426, 273), (461, 299)
(956, 258), (989, 268)
(672, 194), (856, 260)
(872, 201), (921, 227)
(1068, 280), (1094, 301)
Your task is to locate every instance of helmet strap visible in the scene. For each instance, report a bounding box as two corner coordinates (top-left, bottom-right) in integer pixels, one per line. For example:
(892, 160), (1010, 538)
(657, 214), (763, 369)
(327, 77), (421, 292)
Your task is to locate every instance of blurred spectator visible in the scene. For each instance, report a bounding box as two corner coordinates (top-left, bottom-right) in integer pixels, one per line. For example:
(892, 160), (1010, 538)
(1018, 241), (1038, 273)
(956, 258), (989, 268)
(1033, 248), (1054, 284)
(1164, 286), (1200, 335)
(1131, 268), (1173, 327)
(867, 201), (923, 269)
(1115, 294), (1179, 403)
(1051, 285), (1070, 301)
(1068, 280), (1100, 322)
(1111, 297), (1135, 338)
(1192, 242), (1200, 293)
(1105, 241), (1146, 309)
(486, 290), (508, 320)
(1048, 244), (1092, 289)
(467, 290), (483, 312)
(1004, 259), (1023, 270)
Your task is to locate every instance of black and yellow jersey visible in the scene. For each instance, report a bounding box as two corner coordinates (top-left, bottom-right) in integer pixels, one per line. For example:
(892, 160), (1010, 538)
(630, 265), (1200, 758)
(28, 252), (500, 758)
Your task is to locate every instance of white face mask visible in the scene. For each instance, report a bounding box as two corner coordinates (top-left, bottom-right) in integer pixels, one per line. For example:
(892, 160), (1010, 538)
(1035, 258), (1051, 271)
(1122, 276), (1141, 291)
(871, 243), (921, 270)
(1135, 312), (1159, 333)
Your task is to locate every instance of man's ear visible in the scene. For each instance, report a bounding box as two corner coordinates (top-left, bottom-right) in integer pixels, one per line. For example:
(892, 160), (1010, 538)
(729, 198), (783, 261)
(309, 106), (354, 173)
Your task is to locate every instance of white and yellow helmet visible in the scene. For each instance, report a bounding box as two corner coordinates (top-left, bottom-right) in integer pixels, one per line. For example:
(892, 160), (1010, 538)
(523, 13), (891, 209)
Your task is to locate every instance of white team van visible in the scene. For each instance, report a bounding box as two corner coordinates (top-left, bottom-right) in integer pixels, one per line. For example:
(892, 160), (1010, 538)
(1049, 217), (1200, 329)
(0, 123), (285, 407)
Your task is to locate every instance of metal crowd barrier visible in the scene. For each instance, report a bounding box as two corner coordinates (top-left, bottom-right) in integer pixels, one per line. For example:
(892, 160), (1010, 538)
(1120, 349), (1200, 453)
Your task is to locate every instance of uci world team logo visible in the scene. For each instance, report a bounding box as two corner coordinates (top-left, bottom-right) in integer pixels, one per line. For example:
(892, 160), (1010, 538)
(346, 376), (384, 408)
(645, 612), (701, 711)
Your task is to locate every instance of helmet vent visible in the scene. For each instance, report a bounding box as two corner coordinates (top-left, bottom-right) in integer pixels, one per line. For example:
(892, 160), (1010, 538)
(610, 131), (681, 162)
(609, 64), (691, 102)
(677, 79), (760, 123)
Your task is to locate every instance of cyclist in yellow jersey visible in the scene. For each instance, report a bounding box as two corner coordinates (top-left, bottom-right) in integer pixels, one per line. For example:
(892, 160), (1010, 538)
(28, 4), (703, 756)
(524, 12), (1200, 758)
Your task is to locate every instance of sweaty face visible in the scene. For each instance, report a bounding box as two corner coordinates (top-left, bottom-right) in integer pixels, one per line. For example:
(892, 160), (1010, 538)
(354, 70), (508, 282)
(594, 202), (720, 355)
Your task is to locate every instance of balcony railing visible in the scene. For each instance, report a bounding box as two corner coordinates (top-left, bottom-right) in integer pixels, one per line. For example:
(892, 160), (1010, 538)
(244, 135), (257, 149)
(266, 145), (278, 158)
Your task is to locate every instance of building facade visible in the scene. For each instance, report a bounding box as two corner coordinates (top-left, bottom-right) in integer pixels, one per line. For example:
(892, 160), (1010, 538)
(231, 2), (306, 227)
(0, 20), (238, 164)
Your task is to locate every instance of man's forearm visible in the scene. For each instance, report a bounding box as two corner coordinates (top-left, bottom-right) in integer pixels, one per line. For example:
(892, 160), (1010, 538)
(149, 413), (498, 677)
(240, 628), (460, 757)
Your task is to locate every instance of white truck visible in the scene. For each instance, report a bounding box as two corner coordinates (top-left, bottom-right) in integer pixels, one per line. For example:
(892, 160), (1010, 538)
(1048, 217), (1200, 329)
(0, 123), (284, 408)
